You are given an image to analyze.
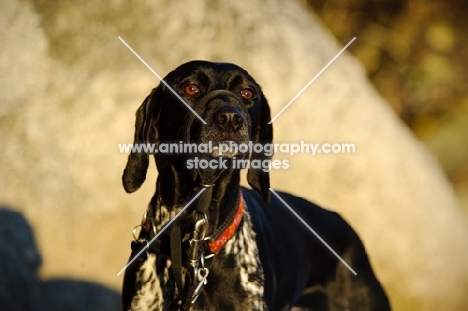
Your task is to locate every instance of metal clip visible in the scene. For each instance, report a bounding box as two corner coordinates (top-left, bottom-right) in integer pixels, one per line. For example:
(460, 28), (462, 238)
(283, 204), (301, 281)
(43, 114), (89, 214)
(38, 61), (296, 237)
(191, 252), (210, 304)
(194, 213), (208, 240)
(133, 210), (156, 242)
(132, 225), (142, 241)
(188, 214), (208, 268)
(187, 216), (212, 305)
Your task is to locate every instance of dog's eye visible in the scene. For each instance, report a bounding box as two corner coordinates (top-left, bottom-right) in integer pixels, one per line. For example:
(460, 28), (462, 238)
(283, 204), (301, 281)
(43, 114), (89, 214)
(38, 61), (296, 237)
(184, 84), (200, 96)
(240, 88), (254, 99)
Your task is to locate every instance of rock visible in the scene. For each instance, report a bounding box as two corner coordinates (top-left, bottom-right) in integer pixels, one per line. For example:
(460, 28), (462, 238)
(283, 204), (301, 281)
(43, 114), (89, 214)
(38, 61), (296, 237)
(1, 0), (467, 309)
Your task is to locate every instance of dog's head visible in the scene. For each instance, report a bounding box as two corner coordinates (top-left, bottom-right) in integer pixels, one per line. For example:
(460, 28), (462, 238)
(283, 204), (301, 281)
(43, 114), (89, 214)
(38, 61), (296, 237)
(122, 61), (273, 202)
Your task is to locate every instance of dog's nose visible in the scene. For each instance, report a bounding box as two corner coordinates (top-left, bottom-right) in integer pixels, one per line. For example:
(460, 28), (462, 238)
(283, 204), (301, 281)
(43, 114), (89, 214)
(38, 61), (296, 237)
(213, 107), (245, 131)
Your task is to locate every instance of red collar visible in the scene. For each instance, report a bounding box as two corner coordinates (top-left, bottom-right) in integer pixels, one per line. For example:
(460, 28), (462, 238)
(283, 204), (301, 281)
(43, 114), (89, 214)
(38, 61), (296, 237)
(207, 191), (244, 254)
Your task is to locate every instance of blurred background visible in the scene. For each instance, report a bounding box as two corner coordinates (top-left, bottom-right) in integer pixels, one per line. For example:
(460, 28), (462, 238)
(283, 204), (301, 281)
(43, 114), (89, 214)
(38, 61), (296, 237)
(309, 0), (468, 214)
(1, 0), (467, 310)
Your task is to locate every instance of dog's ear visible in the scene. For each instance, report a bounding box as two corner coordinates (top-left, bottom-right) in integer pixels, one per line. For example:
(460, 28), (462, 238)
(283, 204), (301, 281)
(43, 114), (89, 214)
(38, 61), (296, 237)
(247, 94), (273, 203)
(122, 87), (162, 193)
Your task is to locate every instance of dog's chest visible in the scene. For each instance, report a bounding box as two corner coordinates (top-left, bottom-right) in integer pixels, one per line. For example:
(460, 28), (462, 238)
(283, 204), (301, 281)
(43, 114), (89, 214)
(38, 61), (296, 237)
(129, 205), (266, 310)
(193, 209), (266, 310)
(193, 207), (266, 310)
(129, 253), (163, 310)
(222, 208), (265, 308)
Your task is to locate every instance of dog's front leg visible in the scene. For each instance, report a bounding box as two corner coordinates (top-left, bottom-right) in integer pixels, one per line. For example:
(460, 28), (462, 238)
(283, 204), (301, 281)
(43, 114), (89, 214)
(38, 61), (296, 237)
(122, 244), (165, 311)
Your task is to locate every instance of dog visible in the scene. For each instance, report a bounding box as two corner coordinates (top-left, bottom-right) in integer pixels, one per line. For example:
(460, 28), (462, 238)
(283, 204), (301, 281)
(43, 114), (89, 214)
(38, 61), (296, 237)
(121, 60), (391, 310)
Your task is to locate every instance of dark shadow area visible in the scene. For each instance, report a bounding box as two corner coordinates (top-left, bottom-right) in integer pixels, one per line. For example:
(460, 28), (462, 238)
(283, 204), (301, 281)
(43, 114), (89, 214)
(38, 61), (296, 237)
(0, 207), (121, 311)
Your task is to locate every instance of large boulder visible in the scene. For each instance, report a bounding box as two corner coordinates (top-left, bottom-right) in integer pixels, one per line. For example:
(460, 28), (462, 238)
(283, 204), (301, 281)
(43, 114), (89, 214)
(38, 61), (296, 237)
(1, 0), (467, 309)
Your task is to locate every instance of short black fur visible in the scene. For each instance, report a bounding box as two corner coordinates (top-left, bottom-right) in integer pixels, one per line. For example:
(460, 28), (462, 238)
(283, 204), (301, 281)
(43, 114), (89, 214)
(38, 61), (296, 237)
(121, 61), (391, 311)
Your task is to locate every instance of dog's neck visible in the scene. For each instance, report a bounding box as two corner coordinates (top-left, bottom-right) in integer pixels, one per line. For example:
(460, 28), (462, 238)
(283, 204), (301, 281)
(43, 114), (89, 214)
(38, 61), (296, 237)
(152, 161), (241, 238)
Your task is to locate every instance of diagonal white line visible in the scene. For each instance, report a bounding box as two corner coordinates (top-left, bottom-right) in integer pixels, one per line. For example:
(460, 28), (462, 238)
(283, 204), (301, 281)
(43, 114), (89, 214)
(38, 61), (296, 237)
(117, 188), (206, 276)
(269, 188), (357, 275)
(269, 37), (356, 124)
(117, 36), (207, 125)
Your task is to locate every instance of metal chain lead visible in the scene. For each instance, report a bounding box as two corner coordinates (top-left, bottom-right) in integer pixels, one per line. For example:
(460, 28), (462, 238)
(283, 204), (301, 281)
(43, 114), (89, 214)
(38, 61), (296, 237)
(188, 214), (211, 304)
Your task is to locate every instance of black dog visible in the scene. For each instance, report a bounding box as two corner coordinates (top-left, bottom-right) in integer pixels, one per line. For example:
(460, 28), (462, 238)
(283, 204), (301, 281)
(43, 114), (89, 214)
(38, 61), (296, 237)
(121, 61), (391, 310)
